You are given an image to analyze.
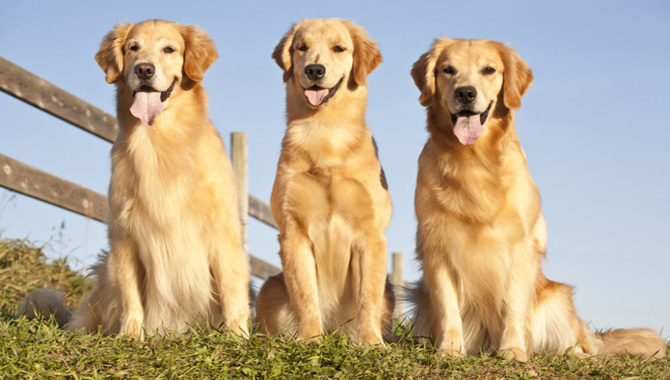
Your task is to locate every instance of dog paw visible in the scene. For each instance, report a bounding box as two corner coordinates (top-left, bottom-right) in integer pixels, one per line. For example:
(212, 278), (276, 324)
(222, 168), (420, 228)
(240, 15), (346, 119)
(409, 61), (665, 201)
(499, 347), (527, 362)
(225, 316), (250, 338)
(297, 323), (324, 343)
(358, 331), (385, 346)
(571, 351), (591, 360)
(118, 317), (144, 341)
(437, 348), (465, 358)
(297, 327), (324, 343)
(231, 324), (250, 338)
(297, 334), (323, 344)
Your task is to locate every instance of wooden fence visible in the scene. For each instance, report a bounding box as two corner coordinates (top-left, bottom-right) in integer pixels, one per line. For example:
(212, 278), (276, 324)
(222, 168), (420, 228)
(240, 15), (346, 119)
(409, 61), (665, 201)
(0, 56), (404, 314)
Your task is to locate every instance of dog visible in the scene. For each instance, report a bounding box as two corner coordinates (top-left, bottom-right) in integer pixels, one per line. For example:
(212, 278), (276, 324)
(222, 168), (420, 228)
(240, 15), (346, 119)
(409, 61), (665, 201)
(19, 19), (251, 338)
(408, 37), (666, 360)
(255, 18), (395, 345)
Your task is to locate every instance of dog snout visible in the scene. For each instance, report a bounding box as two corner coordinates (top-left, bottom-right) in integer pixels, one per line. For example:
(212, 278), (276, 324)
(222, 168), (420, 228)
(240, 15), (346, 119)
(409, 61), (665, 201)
(134, 63), (156, 80)
(304, 64), (326, 81)
(454, 86), (477, 104)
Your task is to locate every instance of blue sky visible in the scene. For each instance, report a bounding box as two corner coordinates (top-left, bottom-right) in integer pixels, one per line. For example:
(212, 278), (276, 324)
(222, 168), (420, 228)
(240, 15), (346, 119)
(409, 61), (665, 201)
(1, 0), (668, 335)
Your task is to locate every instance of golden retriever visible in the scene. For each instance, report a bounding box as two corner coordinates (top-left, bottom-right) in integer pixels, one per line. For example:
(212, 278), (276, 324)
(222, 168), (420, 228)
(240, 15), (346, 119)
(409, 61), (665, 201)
(255, 18), (395, 345)
(408, 37), (666, 360)
(19, 19), (251, 338)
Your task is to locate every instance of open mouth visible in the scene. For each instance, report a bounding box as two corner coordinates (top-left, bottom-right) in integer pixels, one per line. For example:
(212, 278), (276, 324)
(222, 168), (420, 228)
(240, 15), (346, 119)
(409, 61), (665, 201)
(303, 77), (344, 106)
(450, 102), (492, 126)
(132, 78), (176, 103)
(130, 78), (177, 126)
(449, 102), (493, 145)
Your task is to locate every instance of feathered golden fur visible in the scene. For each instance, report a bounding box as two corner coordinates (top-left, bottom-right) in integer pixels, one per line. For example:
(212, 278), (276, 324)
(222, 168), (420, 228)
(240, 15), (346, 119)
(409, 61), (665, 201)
(20, 20), (251, 338)
(408, 37), (666, 360)
(255, 18), (395, 345)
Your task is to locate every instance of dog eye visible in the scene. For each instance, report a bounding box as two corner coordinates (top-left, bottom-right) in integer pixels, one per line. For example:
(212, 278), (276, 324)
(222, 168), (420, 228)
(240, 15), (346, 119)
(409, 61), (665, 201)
(164, 46), (175, 54)
(297, 45), (308, 52)
(333, 45), (346, 53)
(129, 44), (138, 52)
(483, 66), (496, 75)
(442, 66), (455, 75)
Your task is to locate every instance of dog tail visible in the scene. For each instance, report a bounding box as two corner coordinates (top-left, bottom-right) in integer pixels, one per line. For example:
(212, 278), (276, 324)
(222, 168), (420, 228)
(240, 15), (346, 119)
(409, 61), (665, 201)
(16, 289), (71, 327)
(596, 328), (667, 359)
(401, 278), (433, 343)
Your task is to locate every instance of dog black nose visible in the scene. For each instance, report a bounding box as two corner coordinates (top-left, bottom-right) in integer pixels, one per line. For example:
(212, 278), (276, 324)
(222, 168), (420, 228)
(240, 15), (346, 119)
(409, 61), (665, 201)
(134, 63), (155, 80)
(304, 64), (326, 81)
(455, 86), (477, 104)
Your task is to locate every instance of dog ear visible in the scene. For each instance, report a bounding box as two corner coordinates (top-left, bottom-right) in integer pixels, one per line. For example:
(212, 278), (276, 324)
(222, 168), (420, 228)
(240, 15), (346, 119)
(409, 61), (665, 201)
(182, 25), (219, 82)
(95, 23), (133, 84)
(411, 38), (446, 107)
(272, 23), (298, 83)
(346, 21), (382, 86)
(500, 44), (533, 110)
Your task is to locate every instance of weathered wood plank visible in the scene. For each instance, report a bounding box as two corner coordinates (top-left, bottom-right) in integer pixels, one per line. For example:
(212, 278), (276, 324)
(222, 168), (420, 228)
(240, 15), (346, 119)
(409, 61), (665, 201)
(249, 194), (277, 229)
(249, 254), (281, 280)
(0, 56), (118, 143)
(391, 252), (404, 319)
(0, 153), (108, 223)
(231, 132), (249, 252)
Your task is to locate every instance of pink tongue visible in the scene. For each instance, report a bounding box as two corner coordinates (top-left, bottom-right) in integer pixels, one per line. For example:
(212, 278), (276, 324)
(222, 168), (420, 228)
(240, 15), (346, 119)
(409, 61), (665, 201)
(453, 114), (483, 145)
(304, 88), (329, 106)
(130, 92), (164, 126)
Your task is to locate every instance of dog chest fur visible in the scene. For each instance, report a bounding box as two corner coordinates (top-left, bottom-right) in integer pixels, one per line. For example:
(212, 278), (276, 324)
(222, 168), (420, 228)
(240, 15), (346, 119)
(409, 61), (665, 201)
(109, 127), (219, 333)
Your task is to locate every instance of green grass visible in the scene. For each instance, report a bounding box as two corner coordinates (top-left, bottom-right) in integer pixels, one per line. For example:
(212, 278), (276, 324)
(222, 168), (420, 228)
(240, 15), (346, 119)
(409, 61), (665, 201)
(1, 237), (669, 379)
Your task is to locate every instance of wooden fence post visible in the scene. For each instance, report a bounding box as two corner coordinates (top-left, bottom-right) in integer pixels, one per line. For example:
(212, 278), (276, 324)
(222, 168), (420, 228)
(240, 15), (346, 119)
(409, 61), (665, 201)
(231, 132), (248, 253)
(391, 252), (404, 319)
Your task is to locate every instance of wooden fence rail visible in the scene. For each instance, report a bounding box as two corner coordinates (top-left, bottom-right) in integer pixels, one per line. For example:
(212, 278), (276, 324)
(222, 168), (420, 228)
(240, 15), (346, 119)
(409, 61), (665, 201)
(0, 56), (405, 316)
(0, 153), (108, 223)
(0, 57), (118, 142)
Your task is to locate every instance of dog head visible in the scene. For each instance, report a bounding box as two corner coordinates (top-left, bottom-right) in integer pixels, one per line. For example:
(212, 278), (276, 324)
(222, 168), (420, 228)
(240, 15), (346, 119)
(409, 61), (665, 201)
(273, 18), (382, 108)
(95, 19), (218, 126)
(411, 38), (532, 145)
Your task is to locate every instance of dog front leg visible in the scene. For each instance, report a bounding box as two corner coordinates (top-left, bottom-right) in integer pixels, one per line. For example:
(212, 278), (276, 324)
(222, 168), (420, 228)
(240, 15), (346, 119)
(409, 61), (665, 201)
(499, 241), (537, 361)
(108, 233), (144, 339)
(422, 246), (464, 357)
(279, 228), (323, 341)
(210, 232), (251, 337)
(356, 233), (388, 345)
